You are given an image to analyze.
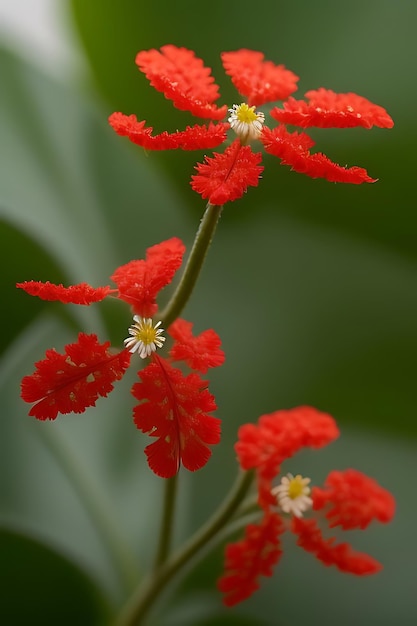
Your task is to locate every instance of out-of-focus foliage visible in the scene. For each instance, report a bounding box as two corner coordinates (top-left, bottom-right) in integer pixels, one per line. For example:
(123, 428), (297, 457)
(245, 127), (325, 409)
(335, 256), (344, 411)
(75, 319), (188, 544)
(0, 527), (109, 625)
(1, 1), (416, 624)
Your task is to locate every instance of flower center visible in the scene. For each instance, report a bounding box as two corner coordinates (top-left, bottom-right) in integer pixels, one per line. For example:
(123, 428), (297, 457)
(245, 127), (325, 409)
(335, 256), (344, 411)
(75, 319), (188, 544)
(124, 315), (165, 358)
(228, 103), (265, 143)
(236, 103), (259, 124)
(272, 473), (313, 518)
(288, 476), (308, 499)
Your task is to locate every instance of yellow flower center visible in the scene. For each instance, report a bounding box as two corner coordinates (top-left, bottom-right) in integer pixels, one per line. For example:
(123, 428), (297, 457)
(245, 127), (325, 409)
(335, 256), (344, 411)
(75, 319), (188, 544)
(235, 103), (260, 124)
(135, 320), (158, 345)
(124, 315), (165, 358)
(287, 475), (309, 499)
(271, 473), (313, 518)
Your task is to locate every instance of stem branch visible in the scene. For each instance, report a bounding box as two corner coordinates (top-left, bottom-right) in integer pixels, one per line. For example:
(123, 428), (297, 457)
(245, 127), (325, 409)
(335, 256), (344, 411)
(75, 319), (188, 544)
(159, 203), (223, 327)
(116, 469), (254, 626)
(153, 474), (178, 570)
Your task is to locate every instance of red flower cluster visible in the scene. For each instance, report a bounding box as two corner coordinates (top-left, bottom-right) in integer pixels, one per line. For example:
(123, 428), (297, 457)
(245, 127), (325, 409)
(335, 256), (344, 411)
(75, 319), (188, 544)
(17, 238), (225, 478)
(109, 45), (393, 206)
(218, 407), (395, 606)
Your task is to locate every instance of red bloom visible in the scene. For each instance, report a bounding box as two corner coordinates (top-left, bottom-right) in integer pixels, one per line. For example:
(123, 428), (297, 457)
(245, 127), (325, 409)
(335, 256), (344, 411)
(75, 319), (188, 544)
(21, 334), (131, 420)
(109, 45), (393, 205)
(218, 407), (395, 606)
(18, 238), (224, 477)
(132, 355), (221, 478)
(15, 281), (112, 305)
(190, 140), (264, 205)
(291, 516), (383, 575)
(271, 89), (394, 129)
(17, 238), (185, 316)
(312, 468), (395, 530)
(168, 318), (225, 373)
(218, 512), (285, 607)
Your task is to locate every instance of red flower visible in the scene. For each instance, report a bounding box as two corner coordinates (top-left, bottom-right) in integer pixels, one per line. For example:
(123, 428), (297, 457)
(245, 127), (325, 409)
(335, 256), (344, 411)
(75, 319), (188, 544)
(219, 512), (284, 607)
(218, 407), (395, 606)
(109, 45), (393, 206)
(17, 238), (225, 477)
(132, 355), (221, 478)
(21, 334), (131, 421)
(168, 318), (225, 373)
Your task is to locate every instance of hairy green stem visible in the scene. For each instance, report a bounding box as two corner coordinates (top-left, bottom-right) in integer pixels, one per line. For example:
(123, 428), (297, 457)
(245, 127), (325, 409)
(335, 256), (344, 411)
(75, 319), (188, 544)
(116, 469), (254, 626)
(153, 474), (178, 570)
(159, 203), (223, 327)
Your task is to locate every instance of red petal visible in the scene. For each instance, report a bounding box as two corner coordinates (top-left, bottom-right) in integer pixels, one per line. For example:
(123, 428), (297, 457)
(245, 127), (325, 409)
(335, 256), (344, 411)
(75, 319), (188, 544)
(221, 49), (299, 106)
(168, 318), (225, 373)
(261, 125), (376, 184)
(175, 122), (229, 150)
(16, 281), (111, 305)
(111, 237), (185, 317)
(271, 89), (394, 129)
(218, 512), (284, 606)
(109, 113), (180, 149)
(136, 45), (227, 120)
(312, 469), (395, 530)
(292, 517), (382, 575)
(132, 356), (221, 478)
(191, 140), (264, 205)
(109, 113), (228, 150)
(21, 334), (131, 420)
(236, 406), (339, 476)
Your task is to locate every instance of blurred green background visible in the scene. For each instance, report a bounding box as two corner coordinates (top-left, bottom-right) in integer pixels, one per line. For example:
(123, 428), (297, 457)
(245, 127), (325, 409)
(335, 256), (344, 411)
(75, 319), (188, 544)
(1, 1), (416, 624)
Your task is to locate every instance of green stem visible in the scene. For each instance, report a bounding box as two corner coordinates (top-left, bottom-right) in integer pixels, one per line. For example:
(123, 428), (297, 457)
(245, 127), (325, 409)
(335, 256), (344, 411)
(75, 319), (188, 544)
(153, 474), (178, 570)
(159, 203), (223, 327)
(116, 469), (254, 626)
(38, 425), (140, 596)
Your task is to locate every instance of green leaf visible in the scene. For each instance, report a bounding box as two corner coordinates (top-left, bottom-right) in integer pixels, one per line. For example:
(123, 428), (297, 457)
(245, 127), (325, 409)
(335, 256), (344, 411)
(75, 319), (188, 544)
(0, 526), (109, 626)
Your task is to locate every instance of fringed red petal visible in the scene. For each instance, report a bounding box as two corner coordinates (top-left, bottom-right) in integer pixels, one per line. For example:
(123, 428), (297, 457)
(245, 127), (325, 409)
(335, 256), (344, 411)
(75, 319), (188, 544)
(168, 318), (225, 373)
(109, 113), (229, 150)
(236, 406), (339, 477)
(221, 49), (299, 106)
(132, 356), (221, 478)
(291, 517), (383, 575)
(271, 89), (394, 129)
(20, 334), (131, 420)
(218, 512), (285, 606)
(175, 122), (230, 150)
(136, 45), (227, 120)
(191, 140), (264, 205)
(109, 113), (180, 149)
(111, 237), (185, 317)
(312, 469), (395, 530)
(261, 125), (376, 184)
(16, 281), (111, 305)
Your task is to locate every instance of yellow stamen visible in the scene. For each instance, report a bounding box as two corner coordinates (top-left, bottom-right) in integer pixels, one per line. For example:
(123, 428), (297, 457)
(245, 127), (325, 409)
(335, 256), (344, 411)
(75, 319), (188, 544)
(288, 475), (309, 499)
(235, 103), (260, 124)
